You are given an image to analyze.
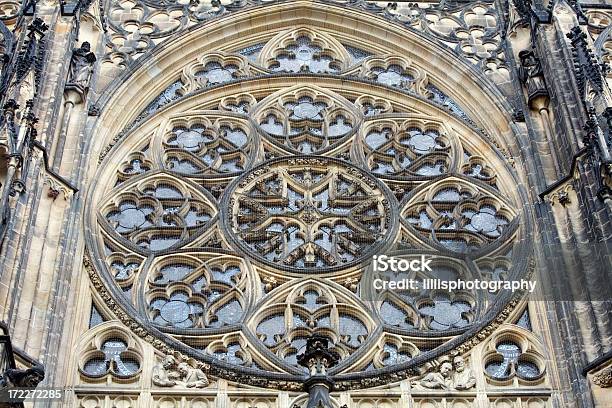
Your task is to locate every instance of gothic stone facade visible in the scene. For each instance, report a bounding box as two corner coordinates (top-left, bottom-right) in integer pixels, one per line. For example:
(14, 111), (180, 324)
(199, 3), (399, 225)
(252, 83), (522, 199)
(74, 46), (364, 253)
(0, 0), (611, 407)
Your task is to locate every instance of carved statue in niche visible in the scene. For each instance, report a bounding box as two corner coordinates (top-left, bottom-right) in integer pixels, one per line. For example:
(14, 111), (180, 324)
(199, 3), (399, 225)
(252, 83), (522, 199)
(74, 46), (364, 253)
(67, 42), (96, 89)
(452, 355), (476, 390)
(411, 356), (476, 390)
(152, 354), (210, 388)
(177, 362), (209, 388)
(518, 50), (548, 104)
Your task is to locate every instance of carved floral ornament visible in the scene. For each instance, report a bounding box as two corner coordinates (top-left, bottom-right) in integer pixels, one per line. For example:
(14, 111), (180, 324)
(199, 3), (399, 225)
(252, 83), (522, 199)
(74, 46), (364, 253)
(85, 24), (535, 390)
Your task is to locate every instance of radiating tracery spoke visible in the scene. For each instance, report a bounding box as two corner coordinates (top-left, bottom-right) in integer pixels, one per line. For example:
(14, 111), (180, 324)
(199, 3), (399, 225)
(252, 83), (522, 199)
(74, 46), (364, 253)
(225, 158), (394, 271)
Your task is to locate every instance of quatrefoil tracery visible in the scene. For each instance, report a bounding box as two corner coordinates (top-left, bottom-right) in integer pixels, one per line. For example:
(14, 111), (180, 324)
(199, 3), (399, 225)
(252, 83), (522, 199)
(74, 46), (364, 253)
(350, 334), (420, 372)
(219, 93), (258, 114)
(100, 173), (217, 252)
(417, 292), (474, 330)
(402, 178), (516, 253)
(462, 150), (497, 187)
(353, 55), (431, 98)
(118, 152), (153, 183)
(259, 28), (350, 73)
(179, 52), (253, 95)
(107, 253), (142, 284)
(204, 333), (255, 368)
(371, 256), (479, 332)
(355, 95), (393, 117)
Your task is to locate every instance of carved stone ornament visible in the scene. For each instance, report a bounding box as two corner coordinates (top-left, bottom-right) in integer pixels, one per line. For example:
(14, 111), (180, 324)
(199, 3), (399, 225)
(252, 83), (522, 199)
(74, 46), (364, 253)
(600, 163), (612, 202)
(593, 365), (612, 388)
(0, 365), (45, 389)
(452, 355), (477, 390)
(67, 41), (96, 90)
(411, 355), (476, 390)
(152, 354), (209, 388)
(412, 361), (454, 390)
(297, 335), (340, 376)
(41, 171), (74, 200)
(518, 50), (548, 106)
(152, 355), (180, 387)
(546, 183), (575, 207)
(297, 336), (339, 408)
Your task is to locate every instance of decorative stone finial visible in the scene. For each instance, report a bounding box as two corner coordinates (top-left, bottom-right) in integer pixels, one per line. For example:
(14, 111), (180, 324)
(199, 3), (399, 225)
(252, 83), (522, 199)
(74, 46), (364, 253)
(297, 335), (339, 376)
(297, 336), (340, 408)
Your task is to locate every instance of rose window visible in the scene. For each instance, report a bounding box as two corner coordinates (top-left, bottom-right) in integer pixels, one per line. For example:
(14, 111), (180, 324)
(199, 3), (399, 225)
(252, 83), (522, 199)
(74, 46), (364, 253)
(89, 28), (528, 387)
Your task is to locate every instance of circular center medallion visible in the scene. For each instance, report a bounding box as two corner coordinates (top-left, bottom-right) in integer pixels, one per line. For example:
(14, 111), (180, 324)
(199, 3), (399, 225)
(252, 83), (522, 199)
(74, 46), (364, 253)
(222, 157), (396, 273)
(292, 102), (321, 119)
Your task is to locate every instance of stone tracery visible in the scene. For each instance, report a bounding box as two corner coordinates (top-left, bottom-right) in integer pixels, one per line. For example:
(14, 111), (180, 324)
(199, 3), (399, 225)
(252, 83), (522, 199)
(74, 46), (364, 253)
(253, 86), (360, 155)
(224, 158), (394, 272)
(89, 20), (530, 388)
(100, 173), (217, 251)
